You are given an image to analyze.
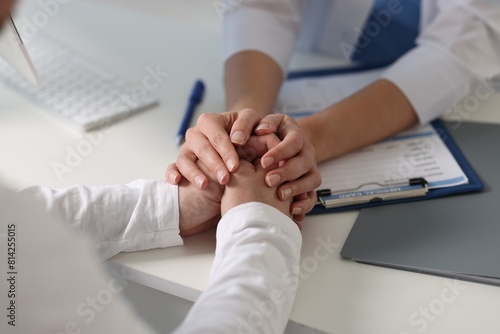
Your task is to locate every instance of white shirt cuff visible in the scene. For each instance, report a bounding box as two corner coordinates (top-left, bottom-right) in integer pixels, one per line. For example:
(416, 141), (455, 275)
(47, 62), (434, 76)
(113, 180), (183, 254)
(381, 45), (476, 125)
(216, 202), (301, 258)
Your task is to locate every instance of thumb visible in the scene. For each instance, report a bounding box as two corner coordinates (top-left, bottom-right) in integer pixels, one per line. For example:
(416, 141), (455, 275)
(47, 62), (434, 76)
(254, 114), (285, 135)
(229, 108), (262, 146)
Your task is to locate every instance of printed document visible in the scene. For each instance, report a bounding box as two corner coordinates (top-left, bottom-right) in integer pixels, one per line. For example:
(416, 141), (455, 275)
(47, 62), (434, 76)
(276, 69), (468, 194)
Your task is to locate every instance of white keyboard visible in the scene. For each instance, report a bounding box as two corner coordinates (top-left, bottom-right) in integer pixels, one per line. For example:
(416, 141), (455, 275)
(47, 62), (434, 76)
(0, 33), (158, 131)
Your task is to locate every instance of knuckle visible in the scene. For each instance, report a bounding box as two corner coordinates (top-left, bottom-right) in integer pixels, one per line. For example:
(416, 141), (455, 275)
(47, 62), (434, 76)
(289, 133), (304, 153)
(302, 156), (315, 172)
(239, 108), (251, 115)
(197, 112), (211, 124)
(196, 143), (213, 159)
(283, 115), (298, 129)
(240, 108), (256, 118)
(176, 151), (187, 163)
(294, 184), (308, 198)
(313, 170), (322, 188)
(185, 127), (196, 140)
(211, 132), (227, 148)
(178, 145), (193, 158)
(175, 155), (189, 169)
(281, 168), (294, 182)
(283, 114), (294, 124)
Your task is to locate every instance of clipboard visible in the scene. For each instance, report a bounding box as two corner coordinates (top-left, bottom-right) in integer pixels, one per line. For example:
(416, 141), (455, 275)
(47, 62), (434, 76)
(309, 118), (484, 215)
(287, 61), (393, 80)
(281, 66), (484, 214)
(316, 177), (430, 209)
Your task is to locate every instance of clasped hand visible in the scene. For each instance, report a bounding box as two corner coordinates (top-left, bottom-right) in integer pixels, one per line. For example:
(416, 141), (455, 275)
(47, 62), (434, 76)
(169, 109), (322, 235)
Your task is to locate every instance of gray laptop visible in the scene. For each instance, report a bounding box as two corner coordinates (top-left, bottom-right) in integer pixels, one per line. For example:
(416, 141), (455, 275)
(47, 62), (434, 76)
(341, 121), (500, 286)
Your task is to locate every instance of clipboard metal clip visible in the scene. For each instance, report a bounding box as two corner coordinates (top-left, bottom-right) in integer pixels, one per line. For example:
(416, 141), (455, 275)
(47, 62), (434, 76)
(316, 177), (429, 209)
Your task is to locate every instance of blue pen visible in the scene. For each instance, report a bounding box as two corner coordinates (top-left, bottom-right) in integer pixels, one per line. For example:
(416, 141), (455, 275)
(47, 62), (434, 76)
(176, 80), (205, 146)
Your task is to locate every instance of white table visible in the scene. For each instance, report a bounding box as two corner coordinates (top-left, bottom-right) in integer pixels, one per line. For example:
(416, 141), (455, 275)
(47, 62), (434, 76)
(2, 1), (500, 333)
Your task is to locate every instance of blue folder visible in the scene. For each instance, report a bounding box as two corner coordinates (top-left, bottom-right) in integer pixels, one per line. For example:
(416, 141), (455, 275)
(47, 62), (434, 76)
(284, 66), (485, 215)
(287, 61), (393, 80)
(309, 120), (484, 215)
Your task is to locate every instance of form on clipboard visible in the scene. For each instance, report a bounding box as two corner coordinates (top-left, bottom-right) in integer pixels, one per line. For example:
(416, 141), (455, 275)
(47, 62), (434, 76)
(276, 66), (482, 212)
(314, 124), (468, 209)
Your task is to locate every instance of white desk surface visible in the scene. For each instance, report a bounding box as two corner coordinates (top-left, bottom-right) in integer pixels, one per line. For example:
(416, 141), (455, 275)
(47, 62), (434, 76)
(2, 1), (500, 333)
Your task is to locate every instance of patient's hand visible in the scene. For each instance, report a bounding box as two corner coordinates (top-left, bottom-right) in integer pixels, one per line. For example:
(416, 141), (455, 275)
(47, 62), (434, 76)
(221, 160), (293, 219)
(178, 161), (224, 236)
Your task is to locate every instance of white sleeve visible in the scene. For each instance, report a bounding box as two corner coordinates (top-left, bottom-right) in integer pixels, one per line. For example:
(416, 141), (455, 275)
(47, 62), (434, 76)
(17, 180), (183, 260)
(381, 0), (500, 124)
(174, 202), (302, 334)
(222, 0), (306, 74)
(1, 187), (158, 334)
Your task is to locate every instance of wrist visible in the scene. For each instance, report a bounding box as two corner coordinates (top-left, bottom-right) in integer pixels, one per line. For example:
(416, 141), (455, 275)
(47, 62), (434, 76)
(224, 51), (283, 118)
(298, 111), (333, 163)
(298, 103), (357, 163)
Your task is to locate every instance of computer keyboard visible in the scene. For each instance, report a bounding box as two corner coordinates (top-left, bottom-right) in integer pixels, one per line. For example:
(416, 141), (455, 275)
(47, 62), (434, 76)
(0, 32), (158, 131)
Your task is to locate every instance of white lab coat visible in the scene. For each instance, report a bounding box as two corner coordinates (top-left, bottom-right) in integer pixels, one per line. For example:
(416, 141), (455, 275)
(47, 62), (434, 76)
(0, 180), (301, 333)
(222, 0), (500, 124)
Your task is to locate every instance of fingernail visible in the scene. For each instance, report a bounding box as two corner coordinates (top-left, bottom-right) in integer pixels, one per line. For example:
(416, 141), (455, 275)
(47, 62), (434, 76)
(281, 187), (293, 200)
(216, 169), (226, 184)
(292, 207), (303, 215)
(169, 173), (178, 184)
(262, 156), (274, 168)
(194, 175), (204, 189)
(256, 124), (271, 132)
(266, 174), (281, 187)
(227, 158), (236, 172)
(231, 131), (245, 145)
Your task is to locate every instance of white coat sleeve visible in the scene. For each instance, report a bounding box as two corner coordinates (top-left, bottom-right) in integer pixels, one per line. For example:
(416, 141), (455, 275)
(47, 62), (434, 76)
(381, 0), (500, 124)
(222, 0), (306, 74)
(174, 202), (302, 334)
(17, 180), (183, 260)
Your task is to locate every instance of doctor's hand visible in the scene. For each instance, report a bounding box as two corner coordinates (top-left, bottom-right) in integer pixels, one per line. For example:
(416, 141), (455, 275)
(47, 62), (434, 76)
(178, 160), (224, 236)
(166, 108), (261, 189)
(253, 114), (321, 220)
